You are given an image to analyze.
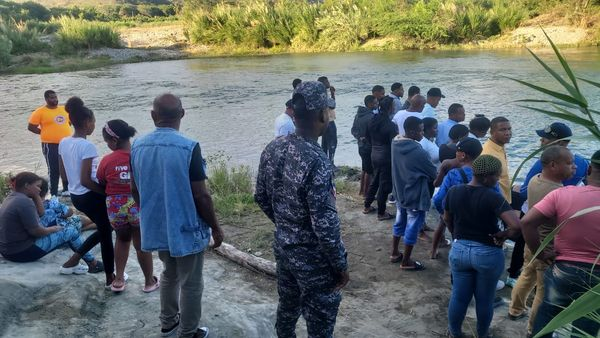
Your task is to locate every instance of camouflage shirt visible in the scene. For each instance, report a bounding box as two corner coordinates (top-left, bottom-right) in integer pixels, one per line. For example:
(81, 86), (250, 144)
(255, 133), (348, 272)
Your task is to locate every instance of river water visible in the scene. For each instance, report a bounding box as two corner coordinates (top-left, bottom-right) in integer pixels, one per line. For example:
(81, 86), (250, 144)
(1, 48), (599, 179)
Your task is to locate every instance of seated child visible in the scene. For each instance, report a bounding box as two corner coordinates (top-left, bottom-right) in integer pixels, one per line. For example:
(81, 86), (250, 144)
(39, 179), (95, 231)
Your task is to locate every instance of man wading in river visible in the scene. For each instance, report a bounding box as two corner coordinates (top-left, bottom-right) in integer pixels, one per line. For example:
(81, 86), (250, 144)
(27, 90), (71, 197)
(255, 81), (349, 338)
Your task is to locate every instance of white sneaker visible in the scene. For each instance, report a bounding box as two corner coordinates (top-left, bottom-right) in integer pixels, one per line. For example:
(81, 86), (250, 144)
(60, 190), (70, 197)
(496, 280), (506, 291)
(59, 263), (88, 275)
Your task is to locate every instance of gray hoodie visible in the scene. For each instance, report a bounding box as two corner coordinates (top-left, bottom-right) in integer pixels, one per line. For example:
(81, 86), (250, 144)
(391, 136), (437, 211)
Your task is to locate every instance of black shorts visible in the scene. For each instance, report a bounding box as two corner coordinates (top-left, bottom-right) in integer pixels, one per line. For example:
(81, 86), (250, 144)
(358, 145), (372, 174)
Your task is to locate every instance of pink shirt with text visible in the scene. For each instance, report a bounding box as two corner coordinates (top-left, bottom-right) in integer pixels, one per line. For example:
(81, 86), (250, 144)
(533, 185), (600, 264)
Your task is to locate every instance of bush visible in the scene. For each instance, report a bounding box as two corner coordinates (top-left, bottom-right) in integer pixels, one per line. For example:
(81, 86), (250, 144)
(314, 1), (370, 51)
(55, 17), (121, 54)
(206, 152), (257, 218)
(19, 1), (51, 21)
(0, 35), (11, 67)
(0, 19), (47, 55)
(0, 173), (11, 203)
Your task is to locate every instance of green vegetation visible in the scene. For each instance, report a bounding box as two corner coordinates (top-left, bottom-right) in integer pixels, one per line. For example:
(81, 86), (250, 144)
(55, 17), (121, 53)
(510, 32), (599, 337)
(183, 0), (599, 52)
(206, 152), (259, 219)
(0, 173), (11, 203)
(0, 0), (178, 70)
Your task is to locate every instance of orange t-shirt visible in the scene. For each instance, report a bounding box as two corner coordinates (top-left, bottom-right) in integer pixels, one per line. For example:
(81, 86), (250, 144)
(28, 105), (72, 144)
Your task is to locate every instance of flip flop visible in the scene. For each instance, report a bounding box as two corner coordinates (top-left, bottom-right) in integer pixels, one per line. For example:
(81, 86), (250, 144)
(111, 279), (126, 293)
(143, 276), (160, 293)
(401, 261), (426, 271)
(389, 253), (403, 263)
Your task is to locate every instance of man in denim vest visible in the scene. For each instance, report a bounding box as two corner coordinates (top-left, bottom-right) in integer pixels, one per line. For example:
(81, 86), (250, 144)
(131, 93), (224, 338)
(255, 81), (349, 338)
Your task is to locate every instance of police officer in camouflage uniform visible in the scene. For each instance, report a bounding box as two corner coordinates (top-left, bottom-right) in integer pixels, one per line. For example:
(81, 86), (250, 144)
(255, 81), (349, 338)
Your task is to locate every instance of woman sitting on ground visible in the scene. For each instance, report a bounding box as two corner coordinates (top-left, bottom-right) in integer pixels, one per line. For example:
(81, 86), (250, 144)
(444, 155), (520, 338)
(0, 172), (102, 274)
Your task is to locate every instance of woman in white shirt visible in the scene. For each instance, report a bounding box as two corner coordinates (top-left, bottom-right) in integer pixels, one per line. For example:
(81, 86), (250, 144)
(59, 97), (115, 288)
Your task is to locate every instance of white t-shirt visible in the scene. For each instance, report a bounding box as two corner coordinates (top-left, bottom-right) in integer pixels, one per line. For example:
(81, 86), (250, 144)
(274, 113), (295, 138)
(420, 137), (440, 168)
(422, 103), (437, 118)
(58, 136), (99, 195)
(392, 110), (422, 137)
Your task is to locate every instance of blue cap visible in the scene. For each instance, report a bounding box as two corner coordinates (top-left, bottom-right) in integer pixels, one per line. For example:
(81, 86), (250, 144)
(293, 81), (328, 111)
(536, 122), (572, 140)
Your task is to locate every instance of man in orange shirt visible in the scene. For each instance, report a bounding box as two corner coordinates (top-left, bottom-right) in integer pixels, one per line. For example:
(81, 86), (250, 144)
(27, 90), (72, 196)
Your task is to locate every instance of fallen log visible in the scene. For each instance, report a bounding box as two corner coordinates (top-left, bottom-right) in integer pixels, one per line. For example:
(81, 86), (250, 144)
(213, 242), (277, 277)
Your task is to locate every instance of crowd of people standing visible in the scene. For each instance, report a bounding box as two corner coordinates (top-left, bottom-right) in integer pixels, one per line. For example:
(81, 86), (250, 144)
(0, 76), (598, 338)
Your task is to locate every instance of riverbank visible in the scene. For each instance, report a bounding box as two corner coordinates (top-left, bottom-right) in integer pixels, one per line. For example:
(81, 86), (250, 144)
(2, 17), (598, 75)
(0, 178), (529, 337)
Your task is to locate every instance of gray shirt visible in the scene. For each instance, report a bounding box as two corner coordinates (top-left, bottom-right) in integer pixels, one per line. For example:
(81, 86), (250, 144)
(0, 192), (40, 255)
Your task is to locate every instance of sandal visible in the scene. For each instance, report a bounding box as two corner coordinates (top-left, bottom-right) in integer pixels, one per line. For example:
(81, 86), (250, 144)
(389, 253), (403, 263)
(143, 276), (160, 293)
(110, 279), (126, 293)
(401, 261), (426, 271)
(377, 212), (394, 221)
(88, 261), (104, 274)
(105, 272), (129, 290)
(362, 206), (376, 214)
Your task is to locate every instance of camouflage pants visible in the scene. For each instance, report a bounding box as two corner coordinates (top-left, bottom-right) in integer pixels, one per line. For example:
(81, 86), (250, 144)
(275, 259), (341, 338)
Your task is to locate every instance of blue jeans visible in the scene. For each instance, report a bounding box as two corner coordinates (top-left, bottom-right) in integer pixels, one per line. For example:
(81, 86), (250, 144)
(35, 226), (95, 262)
(448, 240), (504, 337)
(393, 207), (425, 245)
(532, 261), (600, 338)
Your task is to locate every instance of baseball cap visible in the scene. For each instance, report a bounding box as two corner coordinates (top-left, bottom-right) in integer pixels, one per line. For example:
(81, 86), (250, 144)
(285, 99), (293, 108)
(427, 87), (445, 98)
(293, 81), (328, 111)
(535, 122), (572, 140)
(456, 137), (483, 158)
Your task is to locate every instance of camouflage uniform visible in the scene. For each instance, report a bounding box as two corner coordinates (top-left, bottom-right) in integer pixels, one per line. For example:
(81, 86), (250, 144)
(255, 81), (348, 338)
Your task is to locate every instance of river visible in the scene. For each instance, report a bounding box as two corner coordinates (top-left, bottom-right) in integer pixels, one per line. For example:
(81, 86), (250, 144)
(1, 48), (599, 179)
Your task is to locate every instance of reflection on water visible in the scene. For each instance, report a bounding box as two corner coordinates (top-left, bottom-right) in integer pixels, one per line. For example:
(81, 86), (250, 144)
(1, 48), (599, 180)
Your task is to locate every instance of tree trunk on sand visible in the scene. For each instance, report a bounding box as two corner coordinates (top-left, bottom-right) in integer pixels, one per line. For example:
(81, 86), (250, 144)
(213, 242), (276, 277)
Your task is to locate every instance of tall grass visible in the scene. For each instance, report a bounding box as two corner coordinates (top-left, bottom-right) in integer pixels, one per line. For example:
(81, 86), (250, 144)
(0, 173), (11, 203)
(54, 16), (121, 54)
(0, 19), (48, 55)
(206, 152), (258, 219)
(183, 0), (533, 51)
(0, 35), (11, 67)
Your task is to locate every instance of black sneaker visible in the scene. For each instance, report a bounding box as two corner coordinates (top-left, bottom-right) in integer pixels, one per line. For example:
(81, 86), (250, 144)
(193, 327), (209, 338)
(161, 320), (179, 337)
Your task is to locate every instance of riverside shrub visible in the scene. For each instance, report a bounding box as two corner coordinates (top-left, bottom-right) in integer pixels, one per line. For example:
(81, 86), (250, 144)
(184, 0), (533, 50)
(0, 19), (47, 55)
(55, 17), (121, 54)
(0, 35), (11, 68)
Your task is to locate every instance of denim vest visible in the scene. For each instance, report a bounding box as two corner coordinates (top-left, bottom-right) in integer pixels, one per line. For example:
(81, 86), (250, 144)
(131, 127), (211, 257)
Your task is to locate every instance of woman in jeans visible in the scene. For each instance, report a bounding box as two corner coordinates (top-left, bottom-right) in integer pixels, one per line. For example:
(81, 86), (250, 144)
(59, 97), (115, 288)
(444, 155), (521, 338)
